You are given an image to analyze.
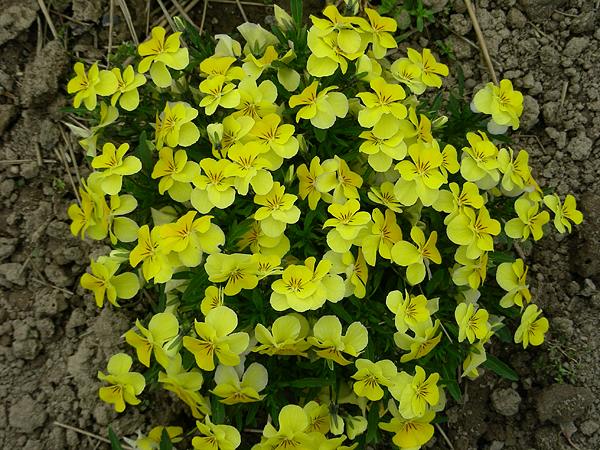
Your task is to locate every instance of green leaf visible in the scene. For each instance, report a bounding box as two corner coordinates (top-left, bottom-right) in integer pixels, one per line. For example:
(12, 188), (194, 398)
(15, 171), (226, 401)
(327, 302), (353, 324)
(108, 428), (124, 450)
(314, 127), (327, 142)
(365, 399), (380, 444)
(457, 64), (465, 98)
(426, 269), (445, 296)
(494, 324), (512, 343)
(378, 0), (396, 14)
(284, 378), (335, 388)
(134, 131), (153, 172)
(159, 428), (173, 450)
(488, 252), (516, 264)
(441, 379), (461, 402)
(291, 0), (303, 29)
(483, 355), (518, 381)
(212, 393), (226, 423)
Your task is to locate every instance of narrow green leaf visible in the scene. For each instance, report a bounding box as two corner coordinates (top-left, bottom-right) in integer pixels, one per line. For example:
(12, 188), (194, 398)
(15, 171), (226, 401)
(108, 428), (124, 450)
(494, 324), (512, 343)
(378, 0), (396, 14)
(483, 355), (518, 381)
(441, 379), (461, 402)
(327, 302), (353, 324)
(286, 378), (335, 388)
(365, 400), (380, 444)
(291, 0), (302, 29)
(159, 428), (173, 450)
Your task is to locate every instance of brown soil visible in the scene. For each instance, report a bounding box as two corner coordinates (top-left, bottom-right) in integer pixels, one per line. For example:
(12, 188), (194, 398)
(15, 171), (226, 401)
(0, 0), (598, 449)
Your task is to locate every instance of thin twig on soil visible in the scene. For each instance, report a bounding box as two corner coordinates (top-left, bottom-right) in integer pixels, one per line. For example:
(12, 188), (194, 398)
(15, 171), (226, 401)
(53, 422), (134, 450)
(516, 134), (548, 156)
(36, 16), (43, 57)
(30, 256), (75, 296)
(107, 0), (115, 68)
(559, 80), (569, 114)
(156, 0), (177, 31)
(54, 142), (81, 205)
(34, 142), (43, 166)
(59, 125), (83, 188)
(49, 9), (89, 27)
(463, 0), (498, 86)
(435, 424), (455, 450)
(117, 0), (140, 46)
(553, 9), (579, 18)
(36, 0), (59, 41)
(0, 159), (56, 164)
(235, 0), (249, 23)
(171, 0), (199, 29)
(199, 0), (209, 35)
(512, 240), (527, 261)
(209, 0), (269, 6)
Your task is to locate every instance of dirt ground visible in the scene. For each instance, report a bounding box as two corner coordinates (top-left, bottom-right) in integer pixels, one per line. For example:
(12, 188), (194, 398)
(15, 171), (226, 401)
(0, 0), (598, 449)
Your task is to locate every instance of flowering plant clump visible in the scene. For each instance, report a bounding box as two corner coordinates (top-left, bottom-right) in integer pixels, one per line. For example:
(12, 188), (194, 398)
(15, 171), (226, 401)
(68, 2), (582, 449)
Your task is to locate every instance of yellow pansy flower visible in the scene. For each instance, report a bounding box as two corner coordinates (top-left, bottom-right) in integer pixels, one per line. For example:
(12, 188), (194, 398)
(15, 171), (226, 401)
(386, 290), (435, 333)
(460, 131), (501, 189)
(303, 401), (331, 434)
(160, 211), (225, 268)
(433, 182), (484, 225)
(323, 199), (371, 254)
(390, 366), (439, 418)
(129, 225), (173, 283)
(156, 102), (200, 149)
(446, 206), (501, 259)
(254, 182), (301, 238)
(379, 400), (435, 449)
(138, 26), (189, 87)
(357, 77), (407, 128)
(125, 312), (179, 367)
(110, 65), (146, 111)
(314, 156), (363, 204)
(455, 302), (490, 343)
(289, 81), (349, 129)
(237, 220), (290, 258)
(152, 147), (200, 202)
(352, 358), (397, 401)
(407, 48), (449, 88)
(394, 141), (447, 207)
(224, 141), (273, 195)
(361, 208), (402, 266)
(262, 405), (313, 450)
(199, 75), (241, 116)
(233, 77), (278, 120)
(368, 182), (403, 213)
(514, 304), (548, 349)
(392, 226), (442, 285)
(193, 416), (241, 450)
(183, 306), (250, 371)
(209, 114), (255, 159)
(92, 142), (142, 195)
(243, 45), (301, 92)
(498, 147), (531, 196)
(80, 257), (139, 308)
(390, 59), (426, 95)
(359, 114), (408, 172)
(107, 194), (138, 245)
(68, 62), (118, 110)
(200, 285), (225, 316)
(250, 113), (299, 161)
(200, 56), (245, 81)
(98, 353), (145, 413)
(204, 253), (259, 296)
(253, 314), (311, 357)
(308, 316), (368, 366)
(364, 8), (398, 59)
(135, 427), (183, 450)
(452, 247), (488, 291)
(543, 194), (583, 233)
(191, 158), (236, 213)
(297, 156), (330, 210)
(505, 198), (550, 241)
(158, 354), (210, 418)
(393, 318), (442, 363)
(472, 79), (523, 133)
(496, 259), (531, 309)
(212, 362), (268, 405)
